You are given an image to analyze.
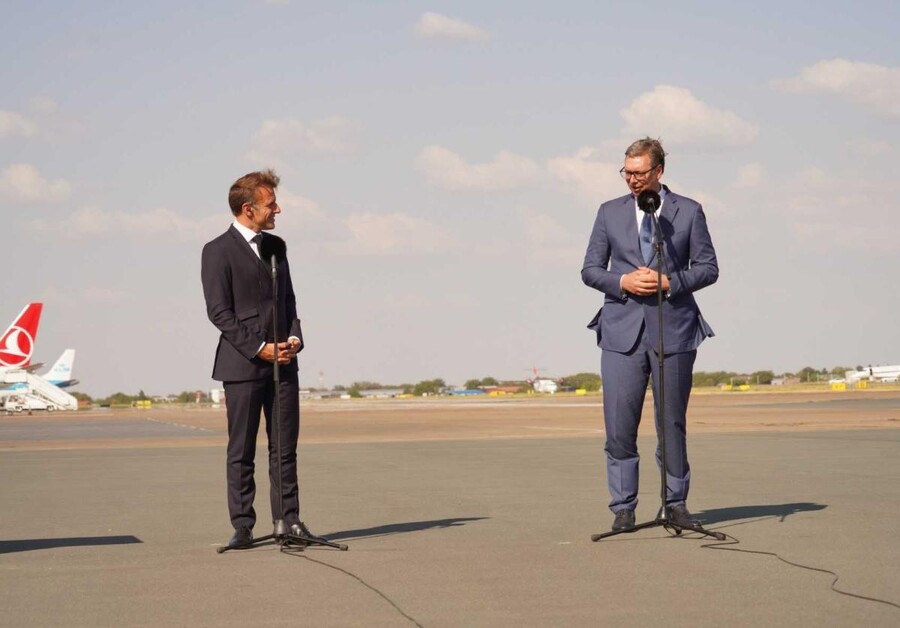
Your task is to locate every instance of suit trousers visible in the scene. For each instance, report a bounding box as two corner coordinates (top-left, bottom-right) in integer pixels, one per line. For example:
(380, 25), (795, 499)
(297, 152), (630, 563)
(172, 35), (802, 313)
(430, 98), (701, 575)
(601, 325), (695, 513)
(223, 370), (300, 529)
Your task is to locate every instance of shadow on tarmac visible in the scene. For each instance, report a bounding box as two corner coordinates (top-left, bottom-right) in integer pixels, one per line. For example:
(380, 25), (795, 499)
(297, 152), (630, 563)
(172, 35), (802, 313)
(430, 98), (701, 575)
(695, 502), (827, 524)
(0, 535), (142, 555)
(324, 517), (489, 542)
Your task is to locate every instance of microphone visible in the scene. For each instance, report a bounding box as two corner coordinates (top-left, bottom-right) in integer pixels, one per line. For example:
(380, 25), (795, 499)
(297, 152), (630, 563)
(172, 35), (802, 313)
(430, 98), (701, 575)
(259, 234), (286, 266)
(637, 189), (660, 214)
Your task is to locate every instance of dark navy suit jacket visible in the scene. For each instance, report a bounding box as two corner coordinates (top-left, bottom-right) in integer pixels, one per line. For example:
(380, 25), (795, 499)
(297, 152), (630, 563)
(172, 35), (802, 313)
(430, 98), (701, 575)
(582, 185), (718, 354)
(201, 225), (303, 382)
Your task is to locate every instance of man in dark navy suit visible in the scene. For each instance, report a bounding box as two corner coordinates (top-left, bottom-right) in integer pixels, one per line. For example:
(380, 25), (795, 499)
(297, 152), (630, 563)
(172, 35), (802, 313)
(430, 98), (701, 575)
(582, 138), (719, 532)
(201, 169), (312, 548)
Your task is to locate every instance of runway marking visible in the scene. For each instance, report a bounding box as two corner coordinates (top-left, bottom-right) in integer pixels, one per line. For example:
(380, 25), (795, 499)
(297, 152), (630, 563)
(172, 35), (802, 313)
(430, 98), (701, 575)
(145, 417), (211, 432)
(520, 426), (604, 433)
(305, 401), (603, 412)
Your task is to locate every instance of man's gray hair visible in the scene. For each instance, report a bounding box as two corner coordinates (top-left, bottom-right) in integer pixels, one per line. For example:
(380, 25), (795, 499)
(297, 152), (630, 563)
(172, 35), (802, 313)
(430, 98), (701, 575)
(625, 137), (667, 170)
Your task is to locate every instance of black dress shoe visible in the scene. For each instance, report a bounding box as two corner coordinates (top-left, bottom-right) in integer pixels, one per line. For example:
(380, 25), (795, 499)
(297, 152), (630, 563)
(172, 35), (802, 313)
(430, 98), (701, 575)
(611, 509), (635, 531)
(288, 521), (322, 540)
(228, 526), (253, 548)
(666, 504), (699, 529)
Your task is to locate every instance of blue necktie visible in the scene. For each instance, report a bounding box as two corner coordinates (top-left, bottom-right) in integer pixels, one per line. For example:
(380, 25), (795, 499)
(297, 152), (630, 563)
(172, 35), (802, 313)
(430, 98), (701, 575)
(640, 212), (654, 265)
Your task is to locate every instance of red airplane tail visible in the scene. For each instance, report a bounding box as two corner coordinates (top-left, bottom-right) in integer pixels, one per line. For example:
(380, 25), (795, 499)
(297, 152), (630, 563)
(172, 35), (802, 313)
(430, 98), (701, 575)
(0, 303), (43, 368)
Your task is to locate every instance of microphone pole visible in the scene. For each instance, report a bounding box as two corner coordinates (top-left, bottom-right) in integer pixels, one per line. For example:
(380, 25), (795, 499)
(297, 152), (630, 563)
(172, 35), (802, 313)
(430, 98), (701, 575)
(270, 252), (288, 541)
(646, 192), (669, 525)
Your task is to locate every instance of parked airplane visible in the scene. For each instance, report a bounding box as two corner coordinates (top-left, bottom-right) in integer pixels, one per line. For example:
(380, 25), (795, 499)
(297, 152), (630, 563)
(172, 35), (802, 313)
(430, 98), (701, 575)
(43, 349), (78, 388)
(0, 303), (78, 412)
(0, 303), (43, 372)
(845, 365), (900, 383)
(526, 366), (559, 394)
(5, 349), (78, 391)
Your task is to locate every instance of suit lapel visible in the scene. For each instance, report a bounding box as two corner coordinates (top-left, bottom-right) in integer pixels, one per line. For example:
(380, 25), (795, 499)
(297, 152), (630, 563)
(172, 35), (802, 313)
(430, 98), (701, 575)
(659, 185), (680, 230)
(228, 225), (267, 269)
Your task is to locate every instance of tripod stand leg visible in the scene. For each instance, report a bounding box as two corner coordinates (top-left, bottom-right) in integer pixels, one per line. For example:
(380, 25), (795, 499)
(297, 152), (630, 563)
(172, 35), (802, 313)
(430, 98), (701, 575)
(591, 518), (662, 541)
(279, 533), (349, 551)
(592, 505), (726, 542)
(216, 533), (278, 554)
(665, 522), (726, 541)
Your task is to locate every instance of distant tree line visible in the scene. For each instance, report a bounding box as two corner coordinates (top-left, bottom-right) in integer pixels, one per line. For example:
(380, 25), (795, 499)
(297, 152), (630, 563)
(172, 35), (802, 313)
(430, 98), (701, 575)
(71, 390), (212, 406)
(73, 364), (870, 403)
(692, 365), (858, 387)
(558, 373), (602, 392)
(463, 377), (499, 390)
(409, 379), (446, 396)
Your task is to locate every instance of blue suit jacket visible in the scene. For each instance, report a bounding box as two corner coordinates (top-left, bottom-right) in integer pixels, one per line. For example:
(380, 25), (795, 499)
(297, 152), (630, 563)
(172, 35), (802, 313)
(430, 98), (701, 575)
(582, 186), (718, 354)
(201, 226), (304, 382)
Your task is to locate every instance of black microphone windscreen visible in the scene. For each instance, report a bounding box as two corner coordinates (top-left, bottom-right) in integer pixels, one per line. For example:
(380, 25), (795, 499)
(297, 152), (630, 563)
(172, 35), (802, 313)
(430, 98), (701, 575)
(637, 189), (661, 213)
(259, 234), (286, 264)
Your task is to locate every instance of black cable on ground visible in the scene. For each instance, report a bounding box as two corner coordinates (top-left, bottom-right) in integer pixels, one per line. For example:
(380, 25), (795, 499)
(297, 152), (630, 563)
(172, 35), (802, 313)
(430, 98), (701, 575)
(284, 548), (424, 627)
(694, 531), (900, 612)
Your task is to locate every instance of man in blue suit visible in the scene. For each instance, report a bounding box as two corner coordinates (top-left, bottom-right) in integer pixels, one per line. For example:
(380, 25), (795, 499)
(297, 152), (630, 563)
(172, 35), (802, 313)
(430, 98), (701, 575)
(202, 170), (313, 548)
(582, 138), (718, 532)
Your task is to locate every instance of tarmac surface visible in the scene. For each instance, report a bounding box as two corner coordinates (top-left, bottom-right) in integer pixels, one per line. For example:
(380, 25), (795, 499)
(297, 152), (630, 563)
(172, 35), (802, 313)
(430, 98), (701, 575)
(1, 391), (899, 626)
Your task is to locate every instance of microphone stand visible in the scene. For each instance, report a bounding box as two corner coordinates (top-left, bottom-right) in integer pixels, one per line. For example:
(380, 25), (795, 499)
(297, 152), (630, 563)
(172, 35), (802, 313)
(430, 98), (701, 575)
(592, 197), (724, 542)
(219, 246), (347, 554)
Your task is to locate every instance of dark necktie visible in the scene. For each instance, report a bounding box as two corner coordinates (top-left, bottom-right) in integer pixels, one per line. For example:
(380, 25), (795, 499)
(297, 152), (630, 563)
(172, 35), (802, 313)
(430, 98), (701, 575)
(250, 233), (262, 257)
(640, 212), (654, 265)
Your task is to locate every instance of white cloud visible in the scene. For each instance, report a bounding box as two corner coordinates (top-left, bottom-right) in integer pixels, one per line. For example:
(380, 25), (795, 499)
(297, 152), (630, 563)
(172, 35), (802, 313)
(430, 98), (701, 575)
(332, 212), (449, 256)
(275, 188), (326, 221)
(29, 207), (224, 241)
(782, 166), (898, 252)
(414, 12), (489, 41)
(0, 164), (71, 203)
(270, 194), (452, 256)
(663, 180), (720, 213)
(272, 188), (352, 244)
(280, 198), (451, 257)
(246, 116), (357, 165)
(547, 146), (623, 202)
(734, 163), (765, 189)
(0, 111), (38, 139)
(522, 211), (569, 247)
(26, 186), (450, 259)
(519, 209), (582, 266)
(620, 85), (759, 147)
(418, 145), (538, 191)
(0, 100), (82, 142)
(775, 59), (900, 119)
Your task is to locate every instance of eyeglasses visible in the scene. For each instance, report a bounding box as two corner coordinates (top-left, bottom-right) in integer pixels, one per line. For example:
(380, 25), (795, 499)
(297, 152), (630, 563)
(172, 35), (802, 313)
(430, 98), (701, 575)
(619, 165), (659, 180)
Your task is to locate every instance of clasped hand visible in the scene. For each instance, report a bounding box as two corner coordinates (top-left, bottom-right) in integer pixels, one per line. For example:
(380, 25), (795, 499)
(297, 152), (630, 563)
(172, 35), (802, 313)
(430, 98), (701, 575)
(259, 339), (300, 364)
(622, 267), (670, 297)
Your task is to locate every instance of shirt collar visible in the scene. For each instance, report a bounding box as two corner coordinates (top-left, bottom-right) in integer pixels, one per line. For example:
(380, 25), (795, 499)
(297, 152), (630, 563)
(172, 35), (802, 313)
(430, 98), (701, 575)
(232, 220), (259, 243)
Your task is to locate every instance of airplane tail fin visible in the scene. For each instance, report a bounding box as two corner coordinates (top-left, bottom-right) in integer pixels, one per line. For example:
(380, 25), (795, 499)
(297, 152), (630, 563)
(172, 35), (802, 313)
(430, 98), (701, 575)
(45, 348), (76, 384)
(0, 303), (43, 368)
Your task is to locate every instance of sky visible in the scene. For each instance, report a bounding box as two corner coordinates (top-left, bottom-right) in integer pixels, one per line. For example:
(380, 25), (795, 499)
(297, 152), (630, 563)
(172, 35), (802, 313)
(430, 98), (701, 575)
(2, 1), (898, 397)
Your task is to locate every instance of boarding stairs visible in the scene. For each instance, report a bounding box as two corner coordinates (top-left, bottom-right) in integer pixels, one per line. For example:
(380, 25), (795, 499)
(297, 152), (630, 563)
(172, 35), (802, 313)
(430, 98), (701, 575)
(2, 371), (78, 411)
